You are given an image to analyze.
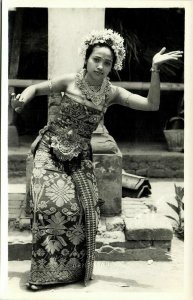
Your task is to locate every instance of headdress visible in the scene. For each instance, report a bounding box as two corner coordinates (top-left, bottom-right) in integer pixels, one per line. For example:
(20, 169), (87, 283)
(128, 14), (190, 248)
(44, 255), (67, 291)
(79, 29), (126, 71)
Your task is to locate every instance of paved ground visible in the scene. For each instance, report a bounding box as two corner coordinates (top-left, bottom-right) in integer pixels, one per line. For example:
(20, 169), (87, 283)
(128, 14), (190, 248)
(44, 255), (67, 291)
(6, 236), (183, 299)
(3, 179), (187, 299)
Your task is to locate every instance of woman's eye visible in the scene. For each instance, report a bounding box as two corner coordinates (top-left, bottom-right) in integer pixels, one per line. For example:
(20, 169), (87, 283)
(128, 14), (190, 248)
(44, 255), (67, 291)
(93, 58), (100, 63)
(104, 61), (111, 66)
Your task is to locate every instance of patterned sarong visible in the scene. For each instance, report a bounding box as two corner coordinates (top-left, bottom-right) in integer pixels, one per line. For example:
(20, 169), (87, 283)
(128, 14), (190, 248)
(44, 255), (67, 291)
(28, 135), (100, 286)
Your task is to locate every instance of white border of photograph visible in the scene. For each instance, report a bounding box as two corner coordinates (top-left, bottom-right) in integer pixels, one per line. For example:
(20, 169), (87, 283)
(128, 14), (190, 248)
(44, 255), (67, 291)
(1, 1), (193, 299)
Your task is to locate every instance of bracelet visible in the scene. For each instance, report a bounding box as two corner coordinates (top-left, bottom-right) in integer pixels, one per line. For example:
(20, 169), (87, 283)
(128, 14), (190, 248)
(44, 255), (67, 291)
(150, 67), (160, 73)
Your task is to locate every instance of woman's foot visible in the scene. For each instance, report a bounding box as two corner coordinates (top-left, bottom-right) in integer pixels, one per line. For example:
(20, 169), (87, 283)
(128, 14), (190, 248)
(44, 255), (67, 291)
(26, 283), (42, 291)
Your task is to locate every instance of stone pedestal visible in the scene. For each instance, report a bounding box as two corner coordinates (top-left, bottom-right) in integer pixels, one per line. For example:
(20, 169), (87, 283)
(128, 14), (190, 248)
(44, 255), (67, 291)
(91, 124), (122, 217)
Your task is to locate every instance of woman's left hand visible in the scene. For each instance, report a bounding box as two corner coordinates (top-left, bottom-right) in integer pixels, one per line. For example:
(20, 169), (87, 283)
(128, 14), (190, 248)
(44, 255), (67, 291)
(152, 47), (183, 68)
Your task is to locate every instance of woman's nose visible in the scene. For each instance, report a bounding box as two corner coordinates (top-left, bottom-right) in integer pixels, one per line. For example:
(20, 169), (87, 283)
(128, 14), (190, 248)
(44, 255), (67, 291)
(97, 62), (103, 70)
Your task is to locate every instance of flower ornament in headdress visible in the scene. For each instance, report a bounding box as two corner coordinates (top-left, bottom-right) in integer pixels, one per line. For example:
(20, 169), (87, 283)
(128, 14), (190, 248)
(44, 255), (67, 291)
(79, 29), (126, 71)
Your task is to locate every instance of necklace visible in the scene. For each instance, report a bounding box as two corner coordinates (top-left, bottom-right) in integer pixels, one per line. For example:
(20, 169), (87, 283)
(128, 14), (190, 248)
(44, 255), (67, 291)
(75, 69), (111, 106)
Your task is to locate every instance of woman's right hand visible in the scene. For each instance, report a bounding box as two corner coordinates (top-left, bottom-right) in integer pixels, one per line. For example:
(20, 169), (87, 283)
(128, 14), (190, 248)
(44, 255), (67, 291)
(11, 93), (25, 113)
(11, 85), (36, 113)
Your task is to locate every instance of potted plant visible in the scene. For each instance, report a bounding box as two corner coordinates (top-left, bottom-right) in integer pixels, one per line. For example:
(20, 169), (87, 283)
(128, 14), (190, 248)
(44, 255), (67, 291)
(166, 184), (184, 240)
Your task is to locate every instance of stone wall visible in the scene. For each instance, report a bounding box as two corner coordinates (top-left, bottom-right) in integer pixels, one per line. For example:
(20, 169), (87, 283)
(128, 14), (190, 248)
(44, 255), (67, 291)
(123, 153), (184, 178)
(8, 150), (184, 179)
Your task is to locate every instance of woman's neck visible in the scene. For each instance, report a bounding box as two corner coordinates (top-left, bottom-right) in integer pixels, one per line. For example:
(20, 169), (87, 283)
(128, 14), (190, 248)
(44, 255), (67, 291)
(84, 72), (103, 86)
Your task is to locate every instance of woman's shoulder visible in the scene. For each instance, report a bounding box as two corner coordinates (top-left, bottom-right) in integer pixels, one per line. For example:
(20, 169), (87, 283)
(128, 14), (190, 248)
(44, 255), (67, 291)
(109, 83), (118, 93)
(108, 82), (119, 104)
(51, 73), (76, 92)
(54, 73), (76, 85)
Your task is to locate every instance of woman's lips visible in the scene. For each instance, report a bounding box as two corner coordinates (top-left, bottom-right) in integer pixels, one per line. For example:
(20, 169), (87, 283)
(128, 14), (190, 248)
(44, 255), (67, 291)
(94, 71), (103, 75)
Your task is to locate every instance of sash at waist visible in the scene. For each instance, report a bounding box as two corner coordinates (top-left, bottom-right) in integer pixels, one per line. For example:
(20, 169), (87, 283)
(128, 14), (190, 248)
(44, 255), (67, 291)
(31, 123), (92, 162)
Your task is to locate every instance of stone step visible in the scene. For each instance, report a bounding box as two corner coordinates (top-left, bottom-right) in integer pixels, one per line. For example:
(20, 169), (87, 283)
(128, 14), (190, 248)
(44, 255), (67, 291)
(8, 144), (184, 178)
(8, 151), (28, 178)
(8, 184), (26, 221)
(8, 192), (173, 261)
(8, 229), (172, 262)
(122, 152), (183, 178)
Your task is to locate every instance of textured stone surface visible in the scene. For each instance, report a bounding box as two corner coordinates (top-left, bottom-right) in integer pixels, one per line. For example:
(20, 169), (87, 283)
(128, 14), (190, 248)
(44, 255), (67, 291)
(136, 169), (148, 176)
(97, 217), (107, 234)
(9, 210), (173, 261)
(8, 192), (25, 220)
(105, 216), (125, 231)
(153, 240), (172, 250)
(122, 198), (150, 218)
(93, 152), (122, 217)
(122, 152), (183, 178)
(95, 247), (172, 261)
(8, 232), (172, 261)
(8, 184), (26, 219)
(9, 144), (184, 179)
(9, 243), (32, 261)
(147, 169), (166, 178)
(125, 240), (152, 249)
(125, 214), (173, 241)
(96, 231), (125, 248)
(91, 129), (122, 216)
(8, 153), (27, 177)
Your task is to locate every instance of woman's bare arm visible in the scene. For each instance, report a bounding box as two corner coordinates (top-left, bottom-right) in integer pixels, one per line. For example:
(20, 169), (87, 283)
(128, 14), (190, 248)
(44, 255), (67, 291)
(12, 73), (75, 112)
(110, 72), (160, 111)
(109, 48), (183, 111)
(35, 73), (75, 95)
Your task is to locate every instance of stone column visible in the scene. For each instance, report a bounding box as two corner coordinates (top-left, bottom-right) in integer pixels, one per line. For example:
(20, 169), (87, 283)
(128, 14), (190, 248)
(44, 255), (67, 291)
(48, 8), (105, 76)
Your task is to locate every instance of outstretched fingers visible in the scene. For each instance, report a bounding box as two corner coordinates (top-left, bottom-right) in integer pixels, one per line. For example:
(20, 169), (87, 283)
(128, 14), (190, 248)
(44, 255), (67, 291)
(167, 50), (183, 55)
(167, 52), (183, 61)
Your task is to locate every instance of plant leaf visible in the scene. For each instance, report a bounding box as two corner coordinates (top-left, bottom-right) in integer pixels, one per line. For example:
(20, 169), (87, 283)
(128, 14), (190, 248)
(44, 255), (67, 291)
(165, 215), (178, 224)
(174, 184), (184, 200)
(166, 202), (180, 214)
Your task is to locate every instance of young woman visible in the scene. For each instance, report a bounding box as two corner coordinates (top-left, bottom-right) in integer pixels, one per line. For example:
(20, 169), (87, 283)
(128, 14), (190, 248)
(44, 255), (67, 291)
(12, 29), (183, 290)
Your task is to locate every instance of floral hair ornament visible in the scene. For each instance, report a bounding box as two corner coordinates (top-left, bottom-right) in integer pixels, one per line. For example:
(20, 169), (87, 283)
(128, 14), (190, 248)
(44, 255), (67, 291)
(79, 29), (126, 71)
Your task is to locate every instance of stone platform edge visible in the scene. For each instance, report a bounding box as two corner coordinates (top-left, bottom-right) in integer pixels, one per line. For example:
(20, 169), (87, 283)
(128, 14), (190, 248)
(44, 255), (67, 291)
(8, 213), (173, 262)
(8, 150), (184, 179)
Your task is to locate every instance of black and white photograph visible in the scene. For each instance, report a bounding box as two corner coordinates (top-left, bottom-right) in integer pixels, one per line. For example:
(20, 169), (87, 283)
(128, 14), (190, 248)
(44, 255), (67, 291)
(1, 0), (193, 299)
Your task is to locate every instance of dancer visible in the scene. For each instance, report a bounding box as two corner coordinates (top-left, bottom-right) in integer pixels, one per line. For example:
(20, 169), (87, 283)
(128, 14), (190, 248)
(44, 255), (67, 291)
(12, 29), (183, 290)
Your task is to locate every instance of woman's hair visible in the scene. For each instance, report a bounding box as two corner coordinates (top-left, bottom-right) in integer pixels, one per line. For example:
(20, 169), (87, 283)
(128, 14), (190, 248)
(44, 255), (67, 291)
(83, 43), (116, 69)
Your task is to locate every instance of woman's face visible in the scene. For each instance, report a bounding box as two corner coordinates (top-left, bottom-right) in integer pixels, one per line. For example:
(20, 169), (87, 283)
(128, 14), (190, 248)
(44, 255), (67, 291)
(86, 46), (113, 83)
